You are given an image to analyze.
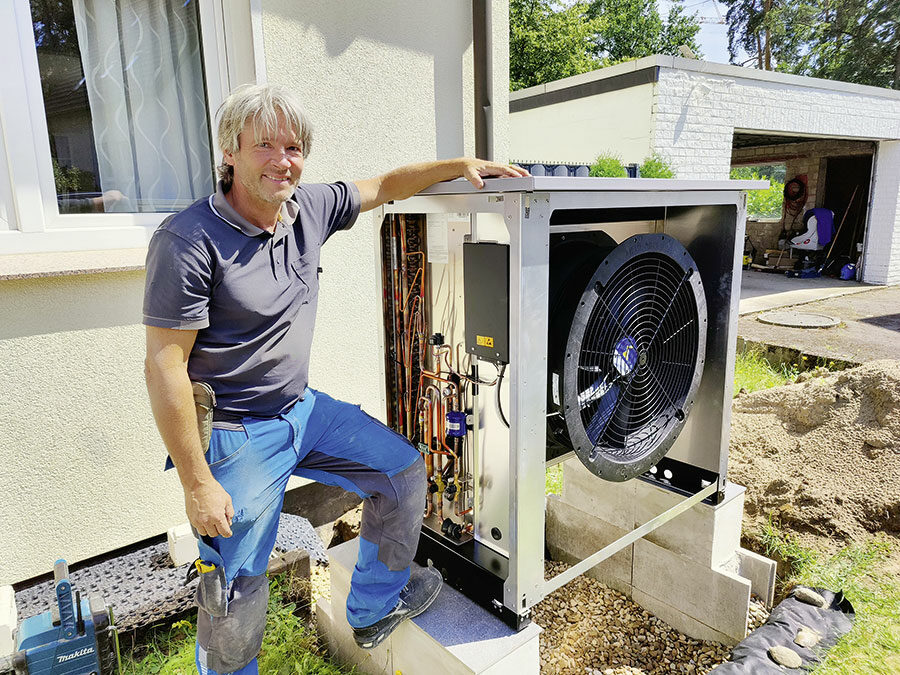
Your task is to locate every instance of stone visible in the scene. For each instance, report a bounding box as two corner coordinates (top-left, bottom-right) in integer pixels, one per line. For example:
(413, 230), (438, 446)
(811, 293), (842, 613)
(768, 645), (803, 668)
(794, 627), (821, 648)
(793, 587), (827, 608)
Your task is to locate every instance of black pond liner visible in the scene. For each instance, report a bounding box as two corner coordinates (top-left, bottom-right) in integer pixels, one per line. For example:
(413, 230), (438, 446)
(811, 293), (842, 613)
(710, 588), (855, 673)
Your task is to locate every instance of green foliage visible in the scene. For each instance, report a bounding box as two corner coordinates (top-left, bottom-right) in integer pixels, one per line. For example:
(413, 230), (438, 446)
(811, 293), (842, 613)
(730, 166), (784, 218)
(733, 347), (797, 396)
(721, 0), (900, 89)
(638, 153), (675, 178)
(589, 152), (627, 177)
(509, 0), (603, 91)
(587, 0), (702, 63)
(52, 159), (94, 195)
(120, 575), (351, 675)
(754, 522), (900, 674)
(545, 463), (563, 495)
(509, 0), (702, 91)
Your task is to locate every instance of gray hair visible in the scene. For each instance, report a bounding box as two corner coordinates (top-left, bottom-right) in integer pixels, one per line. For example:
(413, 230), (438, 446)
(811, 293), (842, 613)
(215, 83), (314, 188)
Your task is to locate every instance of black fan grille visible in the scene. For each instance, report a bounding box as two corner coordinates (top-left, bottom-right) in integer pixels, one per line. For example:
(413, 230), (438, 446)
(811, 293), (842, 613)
(575, 252), (699, 462)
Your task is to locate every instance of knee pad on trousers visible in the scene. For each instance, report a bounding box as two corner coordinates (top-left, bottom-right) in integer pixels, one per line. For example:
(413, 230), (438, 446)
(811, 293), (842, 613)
(360, 458), (427, 571)
(197, 574), (268, 674)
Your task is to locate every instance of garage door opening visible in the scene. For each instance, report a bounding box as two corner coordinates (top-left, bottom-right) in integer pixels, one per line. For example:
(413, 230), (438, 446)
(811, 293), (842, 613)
(731, 134), (876, 281)
(820, 155), (873, 278)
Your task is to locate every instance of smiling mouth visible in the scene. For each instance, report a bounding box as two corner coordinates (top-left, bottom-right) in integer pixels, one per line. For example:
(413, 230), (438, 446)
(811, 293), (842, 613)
(264, 175), (291, 184)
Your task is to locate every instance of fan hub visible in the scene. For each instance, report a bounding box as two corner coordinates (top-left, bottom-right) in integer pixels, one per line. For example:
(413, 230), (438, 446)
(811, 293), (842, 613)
(612, 336), (638, 377)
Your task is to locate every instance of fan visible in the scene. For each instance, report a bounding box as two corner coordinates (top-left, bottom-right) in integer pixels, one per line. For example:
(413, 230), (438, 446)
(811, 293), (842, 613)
(547, 233), (707, 481)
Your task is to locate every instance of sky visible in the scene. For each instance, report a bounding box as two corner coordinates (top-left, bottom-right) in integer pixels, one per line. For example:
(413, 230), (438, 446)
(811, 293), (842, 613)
(658, 0), (738, 65)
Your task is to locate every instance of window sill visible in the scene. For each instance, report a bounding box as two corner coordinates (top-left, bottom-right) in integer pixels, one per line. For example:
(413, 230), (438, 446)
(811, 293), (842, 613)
(0, 247), (147, 281)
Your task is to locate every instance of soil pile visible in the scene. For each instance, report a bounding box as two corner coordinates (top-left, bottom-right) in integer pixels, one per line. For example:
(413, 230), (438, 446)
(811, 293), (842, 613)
(729, 359), (900, 552)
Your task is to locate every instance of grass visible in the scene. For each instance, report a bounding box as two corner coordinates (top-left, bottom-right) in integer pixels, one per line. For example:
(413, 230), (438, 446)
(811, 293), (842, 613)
(546, 463), (563, 495)
(754, 520), (900, 674)
(733, 347), (798, 395)
(120, 573), (352, 675)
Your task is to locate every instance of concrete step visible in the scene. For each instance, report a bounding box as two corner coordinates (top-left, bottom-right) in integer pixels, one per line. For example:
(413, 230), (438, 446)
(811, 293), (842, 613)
(318, 538), (541, 674)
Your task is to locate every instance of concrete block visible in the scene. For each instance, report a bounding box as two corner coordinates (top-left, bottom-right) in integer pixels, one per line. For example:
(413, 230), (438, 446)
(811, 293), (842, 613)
(545, 495), (633, 596)
(322, 539), (541, 674)
(560, 459), (636, 531)
(317, 595), (392, 675)
(0, 585), (16, 657)
(734, 547), (777, 608)
(632, 538), (750, 643)
(167, 522), (198, 567)
(632, 588), (738, 645)
(634, 480), (745, 569)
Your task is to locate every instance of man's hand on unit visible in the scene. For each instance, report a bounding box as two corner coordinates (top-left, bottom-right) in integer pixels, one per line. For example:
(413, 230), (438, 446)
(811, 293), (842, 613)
(459, 158), (530, 189)
(186, 478), (235, 538)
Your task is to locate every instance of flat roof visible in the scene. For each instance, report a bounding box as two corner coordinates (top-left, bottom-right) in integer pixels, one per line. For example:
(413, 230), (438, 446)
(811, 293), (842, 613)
(420, 176), (768, 195)
(510, 55), (900, 111)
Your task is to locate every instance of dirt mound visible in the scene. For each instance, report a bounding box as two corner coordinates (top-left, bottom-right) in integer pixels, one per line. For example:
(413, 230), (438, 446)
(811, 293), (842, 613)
(729, 359), (900, 552)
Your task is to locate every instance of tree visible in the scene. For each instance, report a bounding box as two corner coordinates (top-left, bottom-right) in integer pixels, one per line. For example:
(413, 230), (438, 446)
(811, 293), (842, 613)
(586, 0), (702, 62)
(509, 0), (702, 91)
(789, 0), (900, 89)
(509, 0), (602, 90)
(722, 0), (900, 89)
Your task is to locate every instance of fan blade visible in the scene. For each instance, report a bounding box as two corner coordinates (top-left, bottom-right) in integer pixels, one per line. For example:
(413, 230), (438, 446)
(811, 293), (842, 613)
(585, 383), (619, 444)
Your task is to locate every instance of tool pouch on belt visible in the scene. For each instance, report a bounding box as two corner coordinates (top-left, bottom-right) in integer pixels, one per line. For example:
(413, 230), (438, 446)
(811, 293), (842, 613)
(192, 381), (216, 453)
(190, 558), (229, 617)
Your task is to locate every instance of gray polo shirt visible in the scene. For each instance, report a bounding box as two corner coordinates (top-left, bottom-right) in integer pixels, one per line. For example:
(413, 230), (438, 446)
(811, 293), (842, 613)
(143, 180), (360, 416)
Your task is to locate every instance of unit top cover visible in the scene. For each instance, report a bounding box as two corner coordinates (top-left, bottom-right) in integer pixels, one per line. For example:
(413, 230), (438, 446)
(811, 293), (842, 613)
(418, 176), (769, 195)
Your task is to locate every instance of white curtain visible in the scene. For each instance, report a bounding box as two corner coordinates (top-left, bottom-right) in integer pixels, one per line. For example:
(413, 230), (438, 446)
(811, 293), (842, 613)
(72, 0), (213, 212)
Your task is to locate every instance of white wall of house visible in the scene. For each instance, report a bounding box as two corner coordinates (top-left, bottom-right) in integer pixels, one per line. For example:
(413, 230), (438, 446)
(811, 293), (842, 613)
(0, 0), (510, 586)
(509, 55), (900, 285)
(510, 81), (653, 165)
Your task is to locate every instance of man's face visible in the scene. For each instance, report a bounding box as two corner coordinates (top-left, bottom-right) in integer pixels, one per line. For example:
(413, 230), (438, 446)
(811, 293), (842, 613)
(224, 113), (305, 206)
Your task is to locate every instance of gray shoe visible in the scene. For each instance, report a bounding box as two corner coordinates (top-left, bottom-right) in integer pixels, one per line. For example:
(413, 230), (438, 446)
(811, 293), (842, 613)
(352, 566), (443, 649)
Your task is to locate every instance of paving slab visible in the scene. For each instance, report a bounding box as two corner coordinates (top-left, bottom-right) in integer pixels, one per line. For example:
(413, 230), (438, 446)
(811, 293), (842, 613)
(737, 285), (900, 365)
(738, 270), (870, 316)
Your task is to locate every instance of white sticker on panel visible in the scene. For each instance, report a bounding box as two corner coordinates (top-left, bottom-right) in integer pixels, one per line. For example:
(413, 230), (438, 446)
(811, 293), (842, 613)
(426, 214), (449, 264)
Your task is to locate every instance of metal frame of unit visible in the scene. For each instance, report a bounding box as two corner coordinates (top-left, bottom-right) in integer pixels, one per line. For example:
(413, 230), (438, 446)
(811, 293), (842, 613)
(375, 176), (765, 629)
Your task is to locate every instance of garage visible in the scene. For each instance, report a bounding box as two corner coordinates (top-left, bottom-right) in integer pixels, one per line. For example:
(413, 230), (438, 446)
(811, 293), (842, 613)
(509, 55), (900, 285)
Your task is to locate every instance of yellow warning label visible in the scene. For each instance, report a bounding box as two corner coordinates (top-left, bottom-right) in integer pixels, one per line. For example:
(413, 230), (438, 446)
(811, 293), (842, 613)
(476, 335), (495, 348)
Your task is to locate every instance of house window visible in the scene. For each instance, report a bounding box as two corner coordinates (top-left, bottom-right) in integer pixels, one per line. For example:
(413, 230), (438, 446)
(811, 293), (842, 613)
(30, 0), (214, 215)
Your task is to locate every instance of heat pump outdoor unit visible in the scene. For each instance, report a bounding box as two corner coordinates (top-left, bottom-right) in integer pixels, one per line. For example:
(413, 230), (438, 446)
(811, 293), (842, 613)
(376, 176), (764, 629)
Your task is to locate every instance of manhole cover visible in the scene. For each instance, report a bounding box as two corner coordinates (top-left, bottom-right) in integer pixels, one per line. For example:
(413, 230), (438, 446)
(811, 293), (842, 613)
(757, 311), (840, 328)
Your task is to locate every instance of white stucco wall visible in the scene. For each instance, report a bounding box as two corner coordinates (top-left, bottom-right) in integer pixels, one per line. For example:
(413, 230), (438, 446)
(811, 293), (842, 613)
(509, 62), (654, 165)
(510, 84), (653, 165)
(0, 272), (183, 585)
(0, 1), (509, 585)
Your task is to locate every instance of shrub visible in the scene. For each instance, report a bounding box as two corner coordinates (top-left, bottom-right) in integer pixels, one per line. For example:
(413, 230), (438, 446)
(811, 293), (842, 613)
(589, 152), (627, 177)
(639, 153), (675, 178)
(731, 167), (785, 218)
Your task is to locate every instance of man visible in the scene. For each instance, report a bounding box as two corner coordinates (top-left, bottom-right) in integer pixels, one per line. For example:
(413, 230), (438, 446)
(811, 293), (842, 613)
(143, 83), (526, 675)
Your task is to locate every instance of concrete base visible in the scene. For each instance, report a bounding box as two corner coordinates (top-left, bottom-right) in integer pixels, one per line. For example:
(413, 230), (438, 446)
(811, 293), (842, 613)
(167, 522), (199, 567)
(318, 539), (541, 675)
(546, 460), (776, 645)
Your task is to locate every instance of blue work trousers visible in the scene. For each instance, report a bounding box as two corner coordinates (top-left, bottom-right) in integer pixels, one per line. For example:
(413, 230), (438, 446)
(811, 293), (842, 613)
(179, 389), (424, 674)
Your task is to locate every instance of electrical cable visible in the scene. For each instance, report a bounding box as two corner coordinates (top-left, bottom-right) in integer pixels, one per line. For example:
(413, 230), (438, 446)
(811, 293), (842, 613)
(496, 363), (510, 428)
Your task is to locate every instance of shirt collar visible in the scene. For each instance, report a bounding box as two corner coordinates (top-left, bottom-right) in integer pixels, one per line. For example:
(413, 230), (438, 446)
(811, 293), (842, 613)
(209, 181), (299, 238)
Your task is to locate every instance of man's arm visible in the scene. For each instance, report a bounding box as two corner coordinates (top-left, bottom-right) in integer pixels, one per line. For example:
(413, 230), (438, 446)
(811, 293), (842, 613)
(145, 325), (234, 538)
(354, 157), (529, 213)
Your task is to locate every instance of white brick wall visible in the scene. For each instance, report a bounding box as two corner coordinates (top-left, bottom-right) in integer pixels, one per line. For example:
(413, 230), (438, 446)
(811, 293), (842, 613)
(866, 141), (900, 285)
(651, 66), (900, 284)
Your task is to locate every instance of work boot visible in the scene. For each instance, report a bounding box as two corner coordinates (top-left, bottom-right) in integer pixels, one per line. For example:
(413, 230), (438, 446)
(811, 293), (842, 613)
(352, 566), (443, 649)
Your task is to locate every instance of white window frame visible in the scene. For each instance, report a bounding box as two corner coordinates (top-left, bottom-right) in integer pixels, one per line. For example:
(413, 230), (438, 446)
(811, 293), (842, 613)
(0, 0), (265, 256)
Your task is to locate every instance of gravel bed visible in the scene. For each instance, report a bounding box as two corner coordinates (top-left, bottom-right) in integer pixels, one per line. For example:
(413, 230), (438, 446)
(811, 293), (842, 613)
(534, 561), (770, 674)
